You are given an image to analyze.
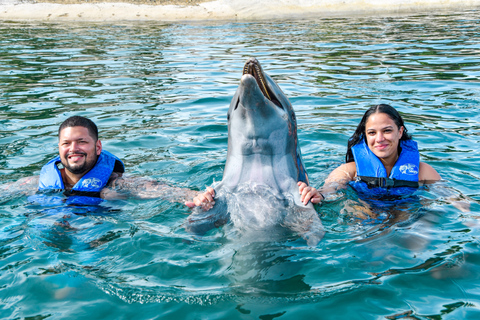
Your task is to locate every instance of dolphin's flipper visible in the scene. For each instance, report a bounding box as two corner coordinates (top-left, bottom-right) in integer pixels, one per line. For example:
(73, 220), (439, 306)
(284, 206), (325, 246)
(185, 196), (229, 236)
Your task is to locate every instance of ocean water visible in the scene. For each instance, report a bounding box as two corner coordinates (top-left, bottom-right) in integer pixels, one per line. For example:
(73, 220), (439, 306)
(1, 11), (480, 319)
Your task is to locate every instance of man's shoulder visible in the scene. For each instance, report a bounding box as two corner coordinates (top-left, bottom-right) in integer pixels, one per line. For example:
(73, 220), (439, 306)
(106, 172), (124, 185)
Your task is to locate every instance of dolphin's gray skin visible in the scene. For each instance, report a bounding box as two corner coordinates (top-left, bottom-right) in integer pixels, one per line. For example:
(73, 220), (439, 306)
(187, 58), (324, 246)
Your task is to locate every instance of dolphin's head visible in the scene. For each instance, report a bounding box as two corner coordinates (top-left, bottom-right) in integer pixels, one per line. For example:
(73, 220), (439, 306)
(224, 58), (308, 185)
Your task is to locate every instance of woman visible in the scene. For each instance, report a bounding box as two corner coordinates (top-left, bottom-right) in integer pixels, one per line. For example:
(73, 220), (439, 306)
(299, 104), (441, 205)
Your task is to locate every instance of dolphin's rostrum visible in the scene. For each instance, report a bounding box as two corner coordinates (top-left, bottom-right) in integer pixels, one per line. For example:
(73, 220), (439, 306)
(187, 58), (325, 246)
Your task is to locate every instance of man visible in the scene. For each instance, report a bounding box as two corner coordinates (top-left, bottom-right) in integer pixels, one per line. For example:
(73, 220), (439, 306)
(1, 116), (201, 205)
(38, 116), (125, 197)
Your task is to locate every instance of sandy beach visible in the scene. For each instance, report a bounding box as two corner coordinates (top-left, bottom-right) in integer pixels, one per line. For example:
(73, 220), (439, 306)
(0, 0), (479, 21)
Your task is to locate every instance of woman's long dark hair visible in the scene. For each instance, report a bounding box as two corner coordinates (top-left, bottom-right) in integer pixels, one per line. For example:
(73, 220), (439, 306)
(345, 104), (412, 163)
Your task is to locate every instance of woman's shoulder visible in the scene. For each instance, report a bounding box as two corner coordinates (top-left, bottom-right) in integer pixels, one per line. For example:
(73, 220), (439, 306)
(326, 162), (357, 183)
(343, 161), (357, 173)
(419, 162), (441, 181)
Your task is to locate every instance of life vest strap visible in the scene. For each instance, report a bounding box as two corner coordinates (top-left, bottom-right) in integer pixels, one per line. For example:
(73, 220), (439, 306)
(64, 190), (102, 198)
(357, 176), (419, 189)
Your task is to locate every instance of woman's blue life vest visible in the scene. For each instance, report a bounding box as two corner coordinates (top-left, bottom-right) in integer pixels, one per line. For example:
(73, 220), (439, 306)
(34, 150), (125, 205)
(349, 138), (420, 200)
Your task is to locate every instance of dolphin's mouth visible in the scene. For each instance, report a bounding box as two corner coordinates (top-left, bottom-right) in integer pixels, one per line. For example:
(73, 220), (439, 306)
(243, 58), (281, 108)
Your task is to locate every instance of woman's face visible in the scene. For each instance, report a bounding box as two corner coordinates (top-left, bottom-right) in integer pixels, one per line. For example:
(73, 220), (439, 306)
(364, 112), (404, 162)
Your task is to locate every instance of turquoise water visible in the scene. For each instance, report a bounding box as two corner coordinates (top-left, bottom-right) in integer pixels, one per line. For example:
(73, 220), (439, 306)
(1, 11), (480, 319)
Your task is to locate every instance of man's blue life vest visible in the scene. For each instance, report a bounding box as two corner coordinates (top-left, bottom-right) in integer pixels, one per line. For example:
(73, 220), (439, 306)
(349, 138), (420, 199)
(36, 150), (125, 205)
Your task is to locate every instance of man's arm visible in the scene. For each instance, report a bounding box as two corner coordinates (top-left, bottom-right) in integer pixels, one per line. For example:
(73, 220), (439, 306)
(101, 175), (202, 204)
(0, 176), (39, 201)
(185, 187), (216, 210)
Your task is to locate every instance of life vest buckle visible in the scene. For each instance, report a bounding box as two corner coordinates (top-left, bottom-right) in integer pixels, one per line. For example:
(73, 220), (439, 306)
(383, 178), (395, 188)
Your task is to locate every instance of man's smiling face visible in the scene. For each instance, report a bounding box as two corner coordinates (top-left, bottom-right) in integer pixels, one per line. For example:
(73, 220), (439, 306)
(58, 126), (101, 175)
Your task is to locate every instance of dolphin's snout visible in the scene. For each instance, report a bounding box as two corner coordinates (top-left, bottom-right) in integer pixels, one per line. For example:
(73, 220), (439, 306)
(242, 58), (283, 108)
(240, 73), (264, 94)
(243, 58), (272, 102)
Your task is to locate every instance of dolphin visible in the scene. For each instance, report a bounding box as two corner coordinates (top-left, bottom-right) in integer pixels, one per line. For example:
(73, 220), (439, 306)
(187, 58), (325, 246)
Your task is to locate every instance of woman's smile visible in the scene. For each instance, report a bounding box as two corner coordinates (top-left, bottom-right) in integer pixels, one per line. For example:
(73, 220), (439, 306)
(365, 112), (404, 162)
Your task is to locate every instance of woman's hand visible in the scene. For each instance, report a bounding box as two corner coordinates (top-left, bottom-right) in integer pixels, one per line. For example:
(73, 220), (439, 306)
(298, 181), (324, 205)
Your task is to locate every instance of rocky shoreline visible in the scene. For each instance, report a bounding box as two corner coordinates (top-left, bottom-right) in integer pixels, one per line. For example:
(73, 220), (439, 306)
(34, 0), (205, 4)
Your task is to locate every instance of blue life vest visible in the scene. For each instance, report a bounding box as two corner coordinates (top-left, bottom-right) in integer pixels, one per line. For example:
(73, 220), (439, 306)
(35, 150), (125, 205)
(349, 138), (420, 199)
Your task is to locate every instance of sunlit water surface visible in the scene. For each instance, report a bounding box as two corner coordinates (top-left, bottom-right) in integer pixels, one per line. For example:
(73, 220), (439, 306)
(1, 12), (480, 319)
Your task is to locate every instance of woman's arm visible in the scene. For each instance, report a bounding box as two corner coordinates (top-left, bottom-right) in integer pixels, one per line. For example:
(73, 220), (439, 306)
(299, 162), (357, 205)
(418, 163), (470, 212)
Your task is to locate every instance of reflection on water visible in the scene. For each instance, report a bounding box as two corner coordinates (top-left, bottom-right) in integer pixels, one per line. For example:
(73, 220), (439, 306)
(1, 11), (480, 319)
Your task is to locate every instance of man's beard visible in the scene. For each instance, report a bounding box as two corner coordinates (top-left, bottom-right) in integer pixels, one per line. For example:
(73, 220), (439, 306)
(63, 152), (98, 175)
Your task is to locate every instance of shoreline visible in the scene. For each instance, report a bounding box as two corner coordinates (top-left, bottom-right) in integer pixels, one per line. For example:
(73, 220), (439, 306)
(1, 0), (480, 21)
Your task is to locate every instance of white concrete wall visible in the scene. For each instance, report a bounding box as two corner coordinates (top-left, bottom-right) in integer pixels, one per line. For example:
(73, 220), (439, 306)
(0, 0), (479, 21)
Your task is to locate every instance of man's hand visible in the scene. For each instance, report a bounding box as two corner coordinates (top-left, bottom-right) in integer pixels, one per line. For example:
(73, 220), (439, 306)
(185, 187), (215, 211)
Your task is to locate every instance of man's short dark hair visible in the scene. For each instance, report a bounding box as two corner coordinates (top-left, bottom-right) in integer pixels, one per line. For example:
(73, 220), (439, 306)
(58, 116), (99, 141)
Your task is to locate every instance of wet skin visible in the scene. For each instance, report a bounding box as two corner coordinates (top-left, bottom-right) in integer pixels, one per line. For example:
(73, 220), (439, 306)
(58, 126), (102, 188)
